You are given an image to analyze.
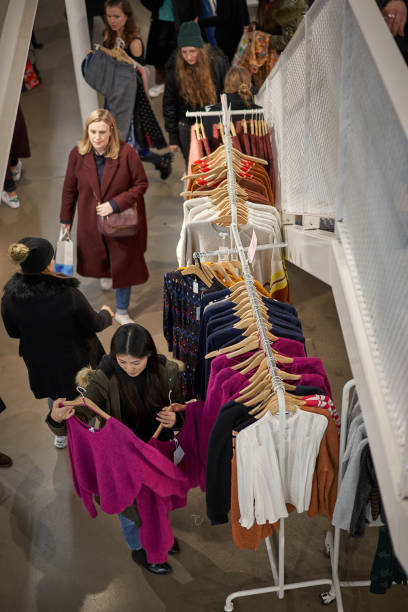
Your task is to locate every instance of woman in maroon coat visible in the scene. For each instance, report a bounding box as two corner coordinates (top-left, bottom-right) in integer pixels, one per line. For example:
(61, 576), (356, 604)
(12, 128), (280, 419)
(60, 109), (149, 325)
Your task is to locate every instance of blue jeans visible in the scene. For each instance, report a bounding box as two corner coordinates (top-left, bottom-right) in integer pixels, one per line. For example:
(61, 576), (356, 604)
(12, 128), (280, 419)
(115, 287), (131, 311)
(118, 513), (142, 551)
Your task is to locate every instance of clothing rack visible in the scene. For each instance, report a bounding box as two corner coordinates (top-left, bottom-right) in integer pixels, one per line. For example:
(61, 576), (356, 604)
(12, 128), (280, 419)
(207, 94), (341, 610)
(192, 242), (287, 263)
(185, 108), (266, 119)
(319, 379), (401, 606)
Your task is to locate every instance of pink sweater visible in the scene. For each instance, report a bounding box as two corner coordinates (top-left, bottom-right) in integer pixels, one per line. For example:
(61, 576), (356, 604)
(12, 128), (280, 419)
(66, 415), (190, 563)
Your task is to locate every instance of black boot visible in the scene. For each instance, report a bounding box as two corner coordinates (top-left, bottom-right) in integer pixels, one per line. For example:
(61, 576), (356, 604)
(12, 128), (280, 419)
(168, 537), (180, 555)
(131, 549), (172, 574)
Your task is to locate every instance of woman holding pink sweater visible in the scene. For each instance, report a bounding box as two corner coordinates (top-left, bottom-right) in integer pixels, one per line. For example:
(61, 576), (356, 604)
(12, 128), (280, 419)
(47, 323), (185, 574)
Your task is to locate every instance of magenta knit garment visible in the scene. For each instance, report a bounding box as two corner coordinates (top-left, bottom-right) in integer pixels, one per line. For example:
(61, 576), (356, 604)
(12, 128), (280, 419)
(66, 415), (190, 563)
(149, 400), (205, 492)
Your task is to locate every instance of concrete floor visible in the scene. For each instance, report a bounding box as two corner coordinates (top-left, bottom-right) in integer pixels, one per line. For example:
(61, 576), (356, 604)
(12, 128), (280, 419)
(0, 1), (407, 610)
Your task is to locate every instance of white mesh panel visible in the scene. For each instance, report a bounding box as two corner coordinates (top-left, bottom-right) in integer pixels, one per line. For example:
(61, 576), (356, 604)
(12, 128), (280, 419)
(258, 0), (408, 494)
(282, 26), (306, 213)
(340, 17), (408, 461)
(305, 0), (344, 215)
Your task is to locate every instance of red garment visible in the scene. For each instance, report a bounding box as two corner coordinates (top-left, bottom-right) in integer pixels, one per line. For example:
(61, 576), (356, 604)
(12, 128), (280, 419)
(61, 142), (149, 289)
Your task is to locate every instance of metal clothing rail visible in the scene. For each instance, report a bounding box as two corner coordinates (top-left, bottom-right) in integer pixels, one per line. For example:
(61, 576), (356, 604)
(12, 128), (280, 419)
(215, 94), (341, 610)
(192, 242), (287, 263)
(186, 108), (266, 118)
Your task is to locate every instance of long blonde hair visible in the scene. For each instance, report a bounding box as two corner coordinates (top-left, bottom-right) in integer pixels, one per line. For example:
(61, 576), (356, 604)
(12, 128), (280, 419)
(175, 46), (217, 109)
(224, 66), (253, 108)
(78, 109), (120, 158)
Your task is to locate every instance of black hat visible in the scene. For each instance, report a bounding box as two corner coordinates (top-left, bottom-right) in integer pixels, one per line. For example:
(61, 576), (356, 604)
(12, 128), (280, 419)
(9, 237), (54, 273)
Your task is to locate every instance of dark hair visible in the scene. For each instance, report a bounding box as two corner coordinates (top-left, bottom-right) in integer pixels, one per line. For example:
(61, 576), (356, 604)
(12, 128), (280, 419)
(110, 324), (167, 428)
(104, 0), (139, 49)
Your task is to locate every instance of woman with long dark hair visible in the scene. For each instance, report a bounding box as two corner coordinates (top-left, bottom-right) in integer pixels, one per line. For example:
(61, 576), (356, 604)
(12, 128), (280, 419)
(103, 0), (172, 179)
(162, 20), (228, 166)
(48, 323), (185, 574)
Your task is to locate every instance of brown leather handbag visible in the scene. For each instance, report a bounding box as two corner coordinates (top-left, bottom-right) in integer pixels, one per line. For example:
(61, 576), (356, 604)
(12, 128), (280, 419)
(97, 204), (138, 238)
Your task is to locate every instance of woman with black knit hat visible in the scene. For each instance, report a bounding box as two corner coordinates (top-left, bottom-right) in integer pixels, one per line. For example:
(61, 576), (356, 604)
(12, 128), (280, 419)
(1, 237), (113, 449)
(162, 20), (229, 166)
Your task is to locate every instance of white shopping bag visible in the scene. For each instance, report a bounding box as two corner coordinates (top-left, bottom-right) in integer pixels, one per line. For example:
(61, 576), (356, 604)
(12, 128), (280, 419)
(54, 228), (74, 276)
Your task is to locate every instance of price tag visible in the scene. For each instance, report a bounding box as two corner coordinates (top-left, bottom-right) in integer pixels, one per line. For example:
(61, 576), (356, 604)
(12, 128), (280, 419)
(173, 439), (185, 465)
(247, 229), (258, 264)
(196, 307), (201, 321)
(193, 281), (199, 294)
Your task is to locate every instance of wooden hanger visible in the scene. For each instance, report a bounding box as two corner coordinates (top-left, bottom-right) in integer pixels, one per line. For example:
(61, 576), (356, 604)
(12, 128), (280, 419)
(205, 332), (262, 359)
(251, 392), (301, 418)
(181, 265), (213, 287)
(62, 396), (111, 421)
(220, 261), (241, 281)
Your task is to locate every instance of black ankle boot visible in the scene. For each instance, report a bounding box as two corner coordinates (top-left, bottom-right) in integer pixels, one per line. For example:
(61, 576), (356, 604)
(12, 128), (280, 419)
(131, 549), (172, 574)
(168, 537), (180, 555)
(158, 152), (172, 180)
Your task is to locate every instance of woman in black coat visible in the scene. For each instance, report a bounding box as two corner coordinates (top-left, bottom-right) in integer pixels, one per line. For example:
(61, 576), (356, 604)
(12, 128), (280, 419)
(163, 21), (228, 165)
(1, 237), (113, 448)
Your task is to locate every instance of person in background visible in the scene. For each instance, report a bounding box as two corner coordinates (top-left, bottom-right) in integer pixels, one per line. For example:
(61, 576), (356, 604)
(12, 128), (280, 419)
(195, 0), (250, 62)
(103, 0), (173, 179)
(141, 0), (201, 97)
(213, 65), (261, 111)
(85, 0), (106, 44)
(1, 105), (30, 209)
(47, 323), (185, 575)
(163, 21), (228, 166)
(255, 0), (307, 52)
(377, 0), (408, 63)
(61, 109), (149, 325)
(1, 237), (113, 449)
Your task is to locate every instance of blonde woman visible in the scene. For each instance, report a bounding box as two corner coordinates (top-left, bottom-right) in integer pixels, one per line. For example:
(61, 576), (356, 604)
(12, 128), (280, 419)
(60, 109), (149, 325)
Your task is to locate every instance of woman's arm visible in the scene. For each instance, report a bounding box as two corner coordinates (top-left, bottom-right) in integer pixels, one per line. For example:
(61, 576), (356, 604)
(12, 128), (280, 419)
(60, 148), (80, 228)
(72, 288), (113, 332)
(108, 146), (149, 211)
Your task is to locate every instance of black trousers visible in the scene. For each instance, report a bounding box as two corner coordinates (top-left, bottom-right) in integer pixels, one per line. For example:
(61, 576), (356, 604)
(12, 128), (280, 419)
(178, 122), (191, 168)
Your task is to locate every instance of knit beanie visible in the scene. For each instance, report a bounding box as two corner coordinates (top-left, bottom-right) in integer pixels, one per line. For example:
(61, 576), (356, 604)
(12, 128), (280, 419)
(177, 21), (204, 48)
(8, 237), (54, 273)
